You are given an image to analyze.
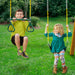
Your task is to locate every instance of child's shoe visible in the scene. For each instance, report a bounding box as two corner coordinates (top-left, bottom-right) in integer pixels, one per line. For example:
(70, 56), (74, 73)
(22, 51), (29, 58)
(17, 48), (22, 56)
(53, 67), (57, 74)
(62, 66), (68, 73)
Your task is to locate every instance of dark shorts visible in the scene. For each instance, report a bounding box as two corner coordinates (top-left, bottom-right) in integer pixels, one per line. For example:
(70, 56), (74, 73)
(11, 35), (25, 46)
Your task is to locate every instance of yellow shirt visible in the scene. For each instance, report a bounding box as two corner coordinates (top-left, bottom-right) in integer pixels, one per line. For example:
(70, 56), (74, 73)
(9, 20), (29, 38)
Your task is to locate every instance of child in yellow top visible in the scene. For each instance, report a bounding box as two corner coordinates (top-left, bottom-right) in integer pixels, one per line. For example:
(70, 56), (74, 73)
(10, 9), (29, 58)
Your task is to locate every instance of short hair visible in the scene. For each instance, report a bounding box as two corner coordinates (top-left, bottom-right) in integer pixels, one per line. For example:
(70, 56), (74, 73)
(53, 24), (64, 35)
(16, 9), (24, 14)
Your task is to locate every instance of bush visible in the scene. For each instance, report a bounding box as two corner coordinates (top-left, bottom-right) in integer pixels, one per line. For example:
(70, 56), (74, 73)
(31, 16), (40, 26)
(0, 18), (5, 23)
(71, 17), (75, 22)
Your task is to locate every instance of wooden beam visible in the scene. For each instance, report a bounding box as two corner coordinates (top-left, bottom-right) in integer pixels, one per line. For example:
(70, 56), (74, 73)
(70, 19), (75, 55)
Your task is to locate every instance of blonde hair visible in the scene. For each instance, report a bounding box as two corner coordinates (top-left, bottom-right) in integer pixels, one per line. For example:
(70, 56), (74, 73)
(53, 24), (64, 35)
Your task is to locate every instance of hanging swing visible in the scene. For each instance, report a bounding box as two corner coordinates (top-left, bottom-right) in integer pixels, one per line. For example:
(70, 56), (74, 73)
(46, 0), (69, 50)
(7, 0), (34, 32)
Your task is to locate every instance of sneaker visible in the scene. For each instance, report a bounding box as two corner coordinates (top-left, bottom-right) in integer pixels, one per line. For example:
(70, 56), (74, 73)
(17, 48), (22, 56)
(22, 52), (29, 58)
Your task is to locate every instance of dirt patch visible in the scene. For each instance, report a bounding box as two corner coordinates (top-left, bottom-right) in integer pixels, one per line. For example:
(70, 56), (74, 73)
(34, 24), (41, 29)
(34, 26), (40, 29)
(30, 26), (40, 29)
(70, 22), (74, 25)
(0, 22), (9, 25)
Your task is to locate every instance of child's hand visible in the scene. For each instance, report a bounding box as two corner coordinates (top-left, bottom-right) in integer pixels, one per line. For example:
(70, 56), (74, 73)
(24, 18), (27, 20)
(46, 24), (49, 27)
(45, 24), (49, 33)
(12, 18), (16, 22)
(66, 25), (69, 28)
(66, 25), (71, 32)
(13, 17), (16, 20)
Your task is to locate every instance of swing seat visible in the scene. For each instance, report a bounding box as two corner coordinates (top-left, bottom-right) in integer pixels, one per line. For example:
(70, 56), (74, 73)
(48, 43), (52, 50)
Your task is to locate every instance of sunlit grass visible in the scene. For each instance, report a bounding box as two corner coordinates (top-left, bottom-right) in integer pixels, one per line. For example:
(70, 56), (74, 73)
(0, 17), (75, 75)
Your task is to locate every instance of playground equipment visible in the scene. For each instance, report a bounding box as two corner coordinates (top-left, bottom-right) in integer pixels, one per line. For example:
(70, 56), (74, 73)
(70, 19), (75, 55)
(66, 0), (69, 44)
(46, 0), (51, 49)
(46, 0), (71, 50)
(66, 0), (75, 55)
(8, 0), (34, 32)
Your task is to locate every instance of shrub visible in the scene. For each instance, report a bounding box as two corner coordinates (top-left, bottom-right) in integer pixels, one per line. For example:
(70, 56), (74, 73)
(0, 18), (5, 23)
(31, 16), (40, 26)
(71, 17), (75, 22)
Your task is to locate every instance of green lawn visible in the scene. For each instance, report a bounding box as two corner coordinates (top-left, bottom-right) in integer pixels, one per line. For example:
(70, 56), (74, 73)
(0, 17), (75, 75)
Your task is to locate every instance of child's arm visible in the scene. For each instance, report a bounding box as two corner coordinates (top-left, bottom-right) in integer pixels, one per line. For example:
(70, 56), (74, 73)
(63, 25), (72, 37)
(44, 24), (53, 37)
(66, 25), (71, 32)
(45, 24), (48, 33)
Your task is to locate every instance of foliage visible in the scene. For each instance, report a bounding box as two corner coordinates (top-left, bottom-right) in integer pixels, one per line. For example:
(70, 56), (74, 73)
(31, 16), (40, 26)
(71, 17), (75, 22)
(0, 0), (75, 22)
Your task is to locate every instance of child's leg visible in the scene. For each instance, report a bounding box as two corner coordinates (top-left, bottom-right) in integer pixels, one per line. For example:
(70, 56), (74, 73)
(23, 36), (28, 52)
(22, 36), (29, 58)
(53, 53), (59, 74)
(15, 34), (20, 49)
(54, 53), (59, 68)
(59, 50), (65, 67)
(59, 50), (67, 73)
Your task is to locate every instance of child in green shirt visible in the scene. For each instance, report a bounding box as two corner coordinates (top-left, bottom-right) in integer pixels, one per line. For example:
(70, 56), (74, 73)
(44, 24), (72, 74)
(10, 9), (29, 58)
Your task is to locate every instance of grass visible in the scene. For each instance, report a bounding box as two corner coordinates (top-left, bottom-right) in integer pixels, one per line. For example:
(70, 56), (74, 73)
(0, 17), (75, 75)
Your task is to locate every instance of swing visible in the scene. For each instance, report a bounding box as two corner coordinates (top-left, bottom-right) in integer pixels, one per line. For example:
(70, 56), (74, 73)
(46, 0), (52, 50)
(65, 0), (69, 47)
(46, 0), (69, 50)
(7, 0), (34, 32)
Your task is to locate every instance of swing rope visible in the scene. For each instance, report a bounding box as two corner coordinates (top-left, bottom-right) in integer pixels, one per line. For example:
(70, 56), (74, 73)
(10, 0), (11, 19)
(47, 0), (49, 43)
(47, 0), (51, 49)
(26, 0), (34, 32)
(7, 0), (15, 32)
(66, 0), (68, 42)
(30, 0), (31, 19)
(66, 0), (69, 47)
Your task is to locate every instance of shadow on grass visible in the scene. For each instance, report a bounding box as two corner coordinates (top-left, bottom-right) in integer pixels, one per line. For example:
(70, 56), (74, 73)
(16, 65), (28, 71)
(12, 63), (29, 74)
(70, 55), (75, 59)
(66, 50), (75, 59)
(57, 68), (67, 75)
